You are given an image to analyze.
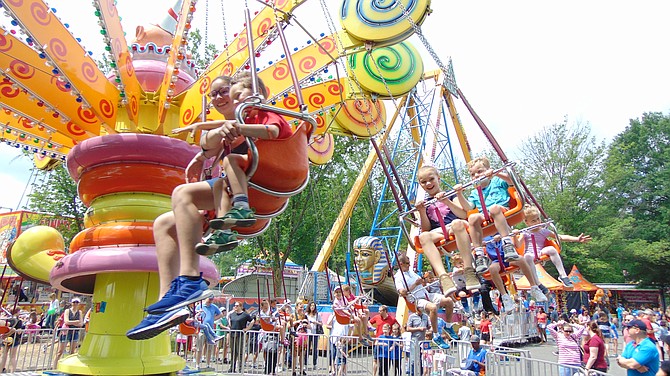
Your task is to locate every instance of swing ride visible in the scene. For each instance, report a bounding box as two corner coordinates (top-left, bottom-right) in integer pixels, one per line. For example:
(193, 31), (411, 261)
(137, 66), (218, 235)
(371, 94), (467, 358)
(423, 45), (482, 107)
(0, 0), (572, 373)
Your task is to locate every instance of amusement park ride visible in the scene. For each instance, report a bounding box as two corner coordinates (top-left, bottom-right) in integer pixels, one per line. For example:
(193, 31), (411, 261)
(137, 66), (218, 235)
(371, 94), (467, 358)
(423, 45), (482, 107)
(0, 0), (554, 374)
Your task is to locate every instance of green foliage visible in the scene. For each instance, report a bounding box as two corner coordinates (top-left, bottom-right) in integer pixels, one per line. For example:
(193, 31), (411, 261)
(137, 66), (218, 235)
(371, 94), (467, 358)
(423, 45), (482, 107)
(187, 29), (218, 73)
(597, 112), (670, 287)
(23, 163), (84, 244)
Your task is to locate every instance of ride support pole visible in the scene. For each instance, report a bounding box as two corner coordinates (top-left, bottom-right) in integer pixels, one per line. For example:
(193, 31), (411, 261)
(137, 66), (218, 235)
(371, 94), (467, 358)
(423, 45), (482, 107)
(370, 138), (404, 212)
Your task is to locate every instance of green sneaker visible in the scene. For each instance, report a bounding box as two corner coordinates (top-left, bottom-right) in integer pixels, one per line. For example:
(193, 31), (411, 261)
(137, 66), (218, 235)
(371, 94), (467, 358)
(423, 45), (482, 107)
(195, 230), (239, 256)
(209, 207), (256, 230)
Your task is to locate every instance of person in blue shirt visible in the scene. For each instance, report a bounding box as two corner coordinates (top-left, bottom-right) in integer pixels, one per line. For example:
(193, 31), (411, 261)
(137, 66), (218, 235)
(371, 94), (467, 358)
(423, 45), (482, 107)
(617, 319), (659, 376)
(375, 324), (393, 376)
(448, 334), (487, 375)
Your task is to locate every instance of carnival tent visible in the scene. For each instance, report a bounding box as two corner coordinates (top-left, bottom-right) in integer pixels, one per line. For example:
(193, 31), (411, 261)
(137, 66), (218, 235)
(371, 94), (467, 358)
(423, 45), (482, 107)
(566, 265), (599, 291)
(515, 263), (564, 291)
(565, 265), (598, 311)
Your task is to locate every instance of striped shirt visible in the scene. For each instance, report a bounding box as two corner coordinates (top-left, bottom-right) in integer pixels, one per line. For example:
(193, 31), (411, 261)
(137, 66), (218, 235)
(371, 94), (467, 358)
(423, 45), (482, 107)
(547, 322), (586, 365)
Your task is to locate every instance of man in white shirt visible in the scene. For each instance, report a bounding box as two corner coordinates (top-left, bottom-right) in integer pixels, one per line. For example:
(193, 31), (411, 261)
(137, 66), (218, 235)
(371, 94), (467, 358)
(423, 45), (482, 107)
(395, 254), (453, 349)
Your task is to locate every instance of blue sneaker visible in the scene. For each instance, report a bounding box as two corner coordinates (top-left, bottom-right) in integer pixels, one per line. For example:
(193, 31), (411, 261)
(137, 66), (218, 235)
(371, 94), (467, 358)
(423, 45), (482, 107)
(445, 324), (460, 340)
(126, 307), (190, 340)
(432, 335), (450, 350)
(145, 275), (213, 314)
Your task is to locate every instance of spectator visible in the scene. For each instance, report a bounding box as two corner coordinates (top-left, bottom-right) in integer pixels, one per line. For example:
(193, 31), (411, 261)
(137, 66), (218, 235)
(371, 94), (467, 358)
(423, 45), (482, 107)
(547, 320), (586, 376)
(195, 296), (223, 370)
(406, 305), (430, 376)
(0, 308), (23, 373)
(44, 293), (60, 329)
(658, 360), (670, 376)
(623, 314), (635, 344)
(326, 310), (350, 376)
(228, 302), (253, 373)
(536, 307), (548, 343)
(583, 321), (609, 374)
(53, 298), (84, 369)
(447, 334), (487, 376)
(617, 319), (659, 375)
(370, 305), (398, 376)
(548, 306), (559, 323)
(306, 301), (322, 370)
(389, 323), (402, 376)
(375, 323), (393, 376)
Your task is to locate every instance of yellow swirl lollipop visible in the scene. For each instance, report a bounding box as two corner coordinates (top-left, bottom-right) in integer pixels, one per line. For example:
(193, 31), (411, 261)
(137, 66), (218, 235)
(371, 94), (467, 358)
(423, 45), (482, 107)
(347, 41), (424, 98)
(334, 97), (386, 137)
(340, 0), (432, 44)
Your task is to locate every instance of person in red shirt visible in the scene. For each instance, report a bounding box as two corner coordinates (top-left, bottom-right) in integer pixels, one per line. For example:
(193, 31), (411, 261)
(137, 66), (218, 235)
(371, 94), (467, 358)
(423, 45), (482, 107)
(640, 309), (658, 342)
(583, 321), (608, 373)
(480, 312), (493, 344)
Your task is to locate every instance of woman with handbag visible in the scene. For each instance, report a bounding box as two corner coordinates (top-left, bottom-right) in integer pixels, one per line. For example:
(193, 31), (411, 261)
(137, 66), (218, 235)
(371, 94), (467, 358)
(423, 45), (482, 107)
(306, 301), (323, 369)
(547, 320), (586, 376)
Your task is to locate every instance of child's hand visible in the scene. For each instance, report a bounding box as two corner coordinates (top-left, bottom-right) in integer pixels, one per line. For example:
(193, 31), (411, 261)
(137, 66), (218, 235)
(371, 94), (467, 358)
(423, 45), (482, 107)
(172, 123), (198, 134)
(577, 233), (592, 243)
(453, 183), (464, 192)
(511, 229), (520, 236)
(485, 168), (494, 178)
(415, 199), (427, 211)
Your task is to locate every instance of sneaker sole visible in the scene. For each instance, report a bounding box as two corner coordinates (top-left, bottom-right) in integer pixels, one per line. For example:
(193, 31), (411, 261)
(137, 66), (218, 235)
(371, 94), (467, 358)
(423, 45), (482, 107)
(126, 309), (190, 340)
(209, 218), (256, 230)
(147, 289), (214, 314)
(504, 254), (520, 261)
(195, 240), (239, 256)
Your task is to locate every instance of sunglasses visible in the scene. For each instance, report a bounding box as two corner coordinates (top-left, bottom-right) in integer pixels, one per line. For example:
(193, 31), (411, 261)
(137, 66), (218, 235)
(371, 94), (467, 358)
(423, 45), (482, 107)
(209, 87), (230, 98)
(563, 329), (573, 333)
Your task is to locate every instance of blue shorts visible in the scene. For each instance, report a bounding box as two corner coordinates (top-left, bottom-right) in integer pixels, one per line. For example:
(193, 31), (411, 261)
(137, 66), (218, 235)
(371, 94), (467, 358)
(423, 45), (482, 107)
(60, 330), (80, 343)
(205, 177), (219, 188)
(485, 240), (510, 267)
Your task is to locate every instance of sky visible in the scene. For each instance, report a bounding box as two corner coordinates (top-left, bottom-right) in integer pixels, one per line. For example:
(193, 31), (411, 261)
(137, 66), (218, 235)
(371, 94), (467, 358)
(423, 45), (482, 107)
(1, 0), (669, 211)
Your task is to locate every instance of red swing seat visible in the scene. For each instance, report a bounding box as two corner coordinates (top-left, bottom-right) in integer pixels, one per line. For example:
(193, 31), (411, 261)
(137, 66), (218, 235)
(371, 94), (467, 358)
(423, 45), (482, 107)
(232, 122), (312, 237)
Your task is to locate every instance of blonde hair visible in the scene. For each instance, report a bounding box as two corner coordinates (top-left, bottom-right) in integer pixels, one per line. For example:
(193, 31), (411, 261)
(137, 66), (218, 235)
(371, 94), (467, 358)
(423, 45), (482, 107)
(523, 205), (541, 218)
(418, 165), (439, 178)
(466, 156), (491, 169)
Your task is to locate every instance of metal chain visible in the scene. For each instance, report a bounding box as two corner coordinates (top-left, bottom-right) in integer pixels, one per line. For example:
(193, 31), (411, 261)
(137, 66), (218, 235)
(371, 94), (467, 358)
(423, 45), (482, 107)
(396, 0), (457, 93)
(204, 0), (209, 50)
(220, 0), (229, 47)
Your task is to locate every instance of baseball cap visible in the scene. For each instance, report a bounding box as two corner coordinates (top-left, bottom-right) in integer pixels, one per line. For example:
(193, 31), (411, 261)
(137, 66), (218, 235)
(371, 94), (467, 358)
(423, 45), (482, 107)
(470, 334), (481, 343)
(333, 286), (342, 292)
(624, 319), (647, 330)
(71, 297), (81, 303)
(570, 309), (577, 313)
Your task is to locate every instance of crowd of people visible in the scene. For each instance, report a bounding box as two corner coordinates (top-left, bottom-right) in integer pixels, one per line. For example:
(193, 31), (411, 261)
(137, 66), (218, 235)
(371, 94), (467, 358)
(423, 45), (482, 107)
(545, 304), (670, 376)
(0, 292), (91, 373)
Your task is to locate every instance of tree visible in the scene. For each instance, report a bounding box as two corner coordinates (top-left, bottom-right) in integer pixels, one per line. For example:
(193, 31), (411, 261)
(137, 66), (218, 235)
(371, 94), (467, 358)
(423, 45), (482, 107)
(598, 112), (670, 287)
(187, 29), (218, 73)
(23, 163), (85, 243)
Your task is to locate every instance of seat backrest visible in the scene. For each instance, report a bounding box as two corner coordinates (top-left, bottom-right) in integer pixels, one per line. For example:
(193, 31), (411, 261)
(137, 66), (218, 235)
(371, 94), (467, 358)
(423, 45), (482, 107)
(248, 121), (311, 195)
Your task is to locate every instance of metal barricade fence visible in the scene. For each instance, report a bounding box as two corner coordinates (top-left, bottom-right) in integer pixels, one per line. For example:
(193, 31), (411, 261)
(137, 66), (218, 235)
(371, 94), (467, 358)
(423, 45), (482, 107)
(1, 326), (86, 373)
(485, 351), (609, 376)
(176, 329), (457, 376)
(490, 311), (540, 345)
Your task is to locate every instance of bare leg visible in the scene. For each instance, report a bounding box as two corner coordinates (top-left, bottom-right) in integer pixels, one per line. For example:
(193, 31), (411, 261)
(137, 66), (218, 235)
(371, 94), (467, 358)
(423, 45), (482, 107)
(511, 259), (539, 286)
(441, 298), (454, 322)
(468, 213), (485, 247)
(222, 154), (249, 197)
(523, 253), (539, 284)
(153, 212), (181, 297)
(487, 263), (506, 295)
(419, 231), (448, 277)
(171, 182), (216, 277)
(426, 302), (438, 333)
(212, 178), (232, 218)
(451, 220), (474, 266)
(489, 205), (511, 237)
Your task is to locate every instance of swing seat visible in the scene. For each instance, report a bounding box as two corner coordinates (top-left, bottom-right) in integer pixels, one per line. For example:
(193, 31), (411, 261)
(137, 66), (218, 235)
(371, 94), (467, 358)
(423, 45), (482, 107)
(413, 186), (525, 254)
(179, 321), (198, 336)
(239, 122), (311, 219)
(259, 318), (277, 332)
(333, 309), (352, 325)
(228, 122), (311, 237)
